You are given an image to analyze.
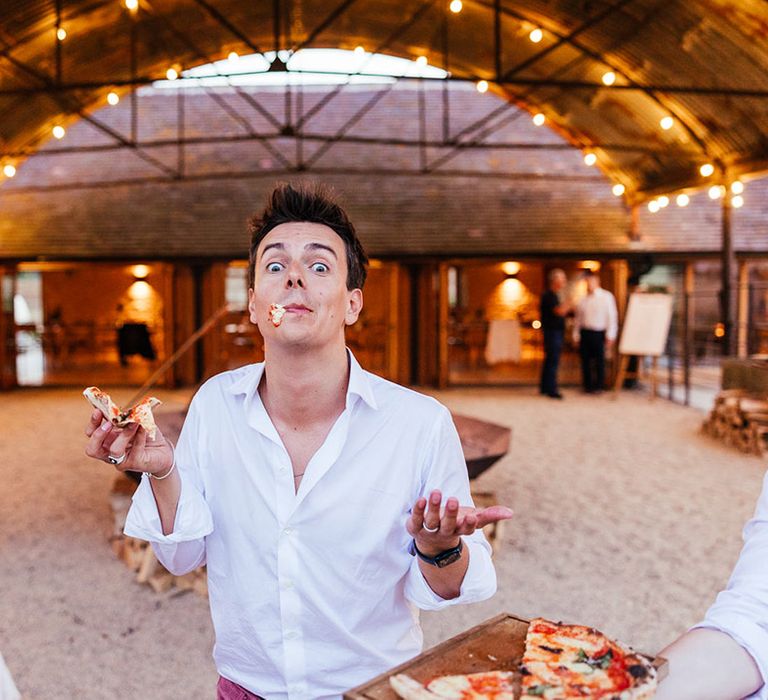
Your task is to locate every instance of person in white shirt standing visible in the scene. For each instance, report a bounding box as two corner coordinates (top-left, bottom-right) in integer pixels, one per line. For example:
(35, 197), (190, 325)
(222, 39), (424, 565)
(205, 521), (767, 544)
(573, 270), (618, 394)
(83, 182), (513, 700)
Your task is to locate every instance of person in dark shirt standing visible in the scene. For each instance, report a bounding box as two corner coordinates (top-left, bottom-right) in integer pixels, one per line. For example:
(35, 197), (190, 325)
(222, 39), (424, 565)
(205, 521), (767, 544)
(539, 268), (572, 400)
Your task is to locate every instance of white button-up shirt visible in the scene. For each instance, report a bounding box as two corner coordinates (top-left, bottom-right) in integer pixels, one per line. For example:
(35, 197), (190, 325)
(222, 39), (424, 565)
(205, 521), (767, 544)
(574, 287), (619, 341)
(125, 352), (496, 700)
(696, 469), (768, 699)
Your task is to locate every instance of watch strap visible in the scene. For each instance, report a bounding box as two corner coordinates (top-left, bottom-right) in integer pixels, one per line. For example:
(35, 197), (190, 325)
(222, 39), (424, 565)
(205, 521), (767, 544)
(409, 538), (464, 568)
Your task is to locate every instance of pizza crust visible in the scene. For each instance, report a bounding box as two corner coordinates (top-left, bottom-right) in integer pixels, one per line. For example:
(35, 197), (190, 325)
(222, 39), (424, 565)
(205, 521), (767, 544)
(83, 386), (161, 439)
(390, 671), (515, 699)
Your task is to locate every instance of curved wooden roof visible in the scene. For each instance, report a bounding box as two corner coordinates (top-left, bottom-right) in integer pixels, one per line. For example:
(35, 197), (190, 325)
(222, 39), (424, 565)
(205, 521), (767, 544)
(2, 0), (768, 200)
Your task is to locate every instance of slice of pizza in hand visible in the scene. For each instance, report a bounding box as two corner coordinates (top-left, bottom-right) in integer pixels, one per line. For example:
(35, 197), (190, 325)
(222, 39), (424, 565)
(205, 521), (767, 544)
(390, 671), (515, 699)
(269, 303), (286, 327)
(83, 386), (162, 439)
(521, 618), (657, 699)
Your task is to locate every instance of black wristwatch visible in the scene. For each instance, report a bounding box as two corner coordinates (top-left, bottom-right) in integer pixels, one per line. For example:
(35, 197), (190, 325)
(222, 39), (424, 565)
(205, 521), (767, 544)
(409, 538), (464, 568)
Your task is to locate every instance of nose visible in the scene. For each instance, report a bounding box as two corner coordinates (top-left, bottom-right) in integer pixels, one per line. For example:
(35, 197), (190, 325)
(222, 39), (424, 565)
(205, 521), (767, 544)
(286, 265), (305, 289)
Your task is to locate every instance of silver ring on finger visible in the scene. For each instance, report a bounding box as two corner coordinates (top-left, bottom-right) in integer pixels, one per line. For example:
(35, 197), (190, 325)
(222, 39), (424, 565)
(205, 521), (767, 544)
(422, 523), (440, 533)
(106, 453), (127, 466)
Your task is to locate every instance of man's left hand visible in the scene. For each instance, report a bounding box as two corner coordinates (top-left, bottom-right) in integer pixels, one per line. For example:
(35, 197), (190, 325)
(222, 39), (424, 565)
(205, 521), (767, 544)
(406, 489), (513, 557)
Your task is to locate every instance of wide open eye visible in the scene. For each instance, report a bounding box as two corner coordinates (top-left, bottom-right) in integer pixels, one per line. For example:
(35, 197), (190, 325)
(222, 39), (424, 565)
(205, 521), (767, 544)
(311, 262), (329, 273)
(266, 262), (283, 273)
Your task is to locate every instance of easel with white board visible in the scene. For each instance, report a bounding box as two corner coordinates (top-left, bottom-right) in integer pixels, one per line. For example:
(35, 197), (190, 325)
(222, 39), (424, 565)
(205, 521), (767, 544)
(613, 292), (674, 399)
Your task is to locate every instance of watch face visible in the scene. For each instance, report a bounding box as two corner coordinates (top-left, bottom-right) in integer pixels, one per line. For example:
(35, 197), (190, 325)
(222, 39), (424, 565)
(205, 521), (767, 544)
(435, 549), (462, 568)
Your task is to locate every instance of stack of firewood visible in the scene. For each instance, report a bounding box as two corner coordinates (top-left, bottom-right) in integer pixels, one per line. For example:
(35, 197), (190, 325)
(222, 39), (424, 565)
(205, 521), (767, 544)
(702, 389), (768, 456)
(109, 474), (208, 596)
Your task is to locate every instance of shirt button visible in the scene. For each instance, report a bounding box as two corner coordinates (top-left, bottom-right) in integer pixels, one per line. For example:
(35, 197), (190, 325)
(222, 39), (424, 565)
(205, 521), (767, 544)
(281, 579), (294, 590)
(284, 629), (299, 640)
(283, 527), (294, 536)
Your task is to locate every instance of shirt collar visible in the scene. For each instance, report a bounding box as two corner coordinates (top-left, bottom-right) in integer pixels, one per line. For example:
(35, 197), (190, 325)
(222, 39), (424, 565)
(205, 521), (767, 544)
(225, 349), (378, 411)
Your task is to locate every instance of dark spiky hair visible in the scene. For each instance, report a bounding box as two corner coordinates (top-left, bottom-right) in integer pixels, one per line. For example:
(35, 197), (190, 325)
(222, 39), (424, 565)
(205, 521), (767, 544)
(247, 182), (368, 290)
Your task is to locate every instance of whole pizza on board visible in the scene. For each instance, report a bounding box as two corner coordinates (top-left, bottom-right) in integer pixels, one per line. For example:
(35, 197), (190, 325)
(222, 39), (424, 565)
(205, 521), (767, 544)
(83, 386), (161, 439)
(389, 617), (657, 699)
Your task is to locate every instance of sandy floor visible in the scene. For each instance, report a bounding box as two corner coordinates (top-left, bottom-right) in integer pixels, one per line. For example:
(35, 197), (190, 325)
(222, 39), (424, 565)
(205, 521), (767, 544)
(0, 385), (765, 699)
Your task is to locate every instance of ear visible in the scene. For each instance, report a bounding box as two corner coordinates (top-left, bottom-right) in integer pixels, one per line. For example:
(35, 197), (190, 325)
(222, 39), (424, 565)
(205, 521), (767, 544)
(344, 288), (363, 326)
(248, 288), (260, 326)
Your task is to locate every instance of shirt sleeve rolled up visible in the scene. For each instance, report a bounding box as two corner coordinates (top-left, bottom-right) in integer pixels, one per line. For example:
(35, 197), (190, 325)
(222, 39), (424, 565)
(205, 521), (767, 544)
(123, 396), (214, 575)
(695, 470), (768, 699)
(404, 406), (498, 610)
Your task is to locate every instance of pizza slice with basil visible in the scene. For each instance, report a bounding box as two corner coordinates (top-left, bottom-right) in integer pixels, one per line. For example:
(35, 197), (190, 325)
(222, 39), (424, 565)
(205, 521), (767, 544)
(521, 618), (656, 699)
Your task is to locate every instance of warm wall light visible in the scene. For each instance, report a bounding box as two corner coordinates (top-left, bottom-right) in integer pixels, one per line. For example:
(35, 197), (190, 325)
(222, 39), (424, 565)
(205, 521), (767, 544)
(714, 323), (725, 338)
(612, 183), (625, 196)
(131, 264), (150, 280)
(449, 0), (463, 13)
(501, 261), (521, 276)
(580, 260), (601, 272)
(529, 28), (543, 43)
(532, 113), (545, 126)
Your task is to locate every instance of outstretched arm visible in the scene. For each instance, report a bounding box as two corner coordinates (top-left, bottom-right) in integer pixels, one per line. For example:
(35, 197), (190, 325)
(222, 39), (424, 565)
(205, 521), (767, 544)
(655, 628), (762, 700)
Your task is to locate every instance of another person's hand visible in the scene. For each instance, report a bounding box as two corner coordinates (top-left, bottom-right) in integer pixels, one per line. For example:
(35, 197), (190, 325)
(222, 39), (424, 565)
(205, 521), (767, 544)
(406, 489), (513, 557)
(84, 409), (173, 477)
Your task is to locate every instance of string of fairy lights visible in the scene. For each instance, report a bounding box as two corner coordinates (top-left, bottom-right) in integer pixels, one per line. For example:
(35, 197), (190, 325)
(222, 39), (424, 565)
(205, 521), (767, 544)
(0, 0), (750, 211)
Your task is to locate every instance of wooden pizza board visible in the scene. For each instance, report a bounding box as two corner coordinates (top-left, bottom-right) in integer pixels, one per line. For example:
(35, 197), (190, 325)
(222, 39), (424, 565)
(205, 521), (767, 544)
(344, 613), (667, 699)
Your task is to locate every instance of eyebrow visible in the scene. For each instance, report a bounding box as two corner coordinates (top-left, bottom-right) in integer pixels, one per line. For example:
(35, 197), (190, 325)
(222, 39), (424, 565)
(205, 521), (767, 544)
(260, 241), (338, 259)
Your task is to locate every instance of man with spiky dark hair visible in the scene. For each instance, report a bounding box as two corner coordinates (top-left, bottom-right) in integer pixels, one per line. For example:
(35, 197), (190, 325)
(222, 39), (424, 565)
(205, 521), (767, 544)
(85, 182), (512, 700)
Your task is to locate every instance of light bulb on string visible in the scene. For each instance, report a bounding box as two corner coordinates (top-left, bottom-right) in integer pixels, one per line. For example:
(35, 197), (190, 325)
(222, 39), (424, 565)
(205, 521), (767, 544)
(476, 80), (489, 93)
(228, 51), (239, 62)
(532, 113), (545, 126)
(731, 180), (744, 194)
(612, 183), (625, 196)
(52, 125), (65, 139)
(107, 91), (119, 105)
(124, 0), (139, 10)
(354, 45), (365, 56)
(3, 164), (16, 178)
(648, 200), (660, 213)
(166, 66), (179, 80)
(583, 152), (597, 166)
(708, 185), (723, 200)
(416, 56), (428, 67)
(56, 27), (67, 41)
(601, 71), (616, 86)
(732, 195), (744, 208)
(676, 194), (690, 207)
(660, 116), (674, 130)
(449, 0), (463, 13)
(700, 163), (714, 177)
(529, 28), (543, 43)
(658, 195), (669, 208)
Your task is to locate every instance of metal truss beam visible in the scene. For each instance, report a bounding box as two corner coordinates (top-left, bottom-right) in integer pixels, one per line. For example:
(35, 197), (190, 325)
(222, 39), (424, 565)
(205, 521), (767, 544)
(0, 167), (606, 196)
(291, 0), (359, 53)
(190, 0), (264, 55)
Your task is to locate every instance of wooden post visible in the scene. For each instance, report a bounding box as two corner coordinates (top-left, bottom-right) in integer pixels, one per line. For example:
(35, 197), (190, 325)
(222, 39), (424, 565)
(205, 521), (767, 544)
(721, 193), (737, 356)
(683, 262), (694, 406)
(385, 263), (400, 382)
(737, 260), (750, 358)
(0, 265), (17, 390)
(201, 263), (227, 381)
(437, 263), (450, 389)
(172, 264), (198, 386)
